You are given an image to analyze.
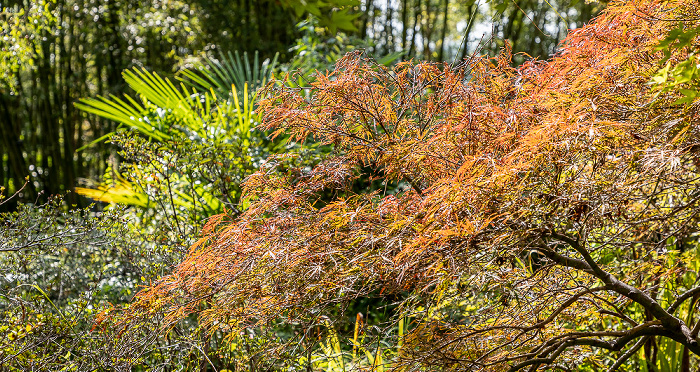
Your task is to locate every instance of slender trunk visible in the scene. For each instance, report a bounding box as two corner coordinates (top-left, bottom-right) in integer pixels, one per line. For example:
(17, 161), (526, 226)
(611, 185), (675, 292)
(438, 0), (449, 61)
(40, 37), (61, 197)
(74, 0), (85, 180)
(408, 0), (421, 58)
(29, 63), (40, 181)
(95, 50), (106, 178)
(361, 0), (373, 40)
(59, 2), (76, 205)
(459, 3), (476, 60)
(385, 0), (394, 54)
(105, 0), (123, 178)
(401, 0), (408, 52)
(366, 0), (376, 51)
(422, 0), (434, 59)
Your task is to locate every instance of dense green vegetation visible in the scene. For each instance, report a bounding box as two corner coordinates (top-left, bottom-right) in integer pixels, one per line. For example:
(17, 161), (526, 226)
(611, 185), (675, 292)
(7, 0), (700, 370)
(0, 0), (599, 210)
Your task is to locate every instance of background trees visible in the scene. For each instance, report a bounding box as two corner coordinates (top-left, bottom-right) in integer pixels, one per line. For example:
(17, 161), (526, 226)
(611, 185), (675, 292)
(360, 0), (600, 63)
(0, 0), (210, 209)
(0, 0), (356, 210)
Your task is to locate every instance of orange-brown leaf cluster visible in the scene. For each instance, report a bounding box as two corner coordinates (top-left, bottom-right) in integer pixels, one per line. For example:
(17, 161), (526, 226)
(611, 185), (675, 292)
(122, 0), (700, 369)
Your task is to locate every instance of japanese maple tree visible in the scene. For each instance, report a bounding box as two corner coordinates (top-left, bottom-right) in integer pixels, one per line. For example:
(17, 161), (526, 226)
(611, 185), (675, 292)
(119, 0), (700, 369)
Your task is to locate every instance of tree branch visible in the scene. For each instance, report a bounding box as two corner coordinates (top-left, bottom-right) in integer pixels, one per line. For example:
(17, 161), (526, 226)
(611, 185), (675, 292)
(543, 229), (700, 352)
(607, 335), (650, 372)
(668, 286), (700, 314)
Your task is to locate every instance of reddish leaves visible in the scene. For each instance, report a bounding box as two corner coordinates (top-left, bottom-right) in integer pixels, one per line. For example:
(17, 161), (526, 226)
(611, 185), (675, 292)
(124, 1), (700, 369)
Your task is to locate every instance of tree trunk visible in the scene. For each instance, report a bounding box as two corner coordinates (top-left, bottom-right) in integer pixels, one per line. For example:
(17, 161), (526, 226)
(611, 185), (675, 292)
(384, 0), (395, 54)
(59, 2), (76, 205)
(401, 0), (409, 52)
(408, 0), (421, 58)
(438, 0), (449, 61)
(361, 0), (373, 40)
(459, 3), (476, 60)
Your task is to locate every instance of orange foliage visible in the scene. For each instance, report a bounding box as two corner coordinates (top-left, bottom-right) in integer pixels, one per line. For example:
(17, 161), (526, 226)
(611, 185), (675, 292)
(122, 0), (700, 369)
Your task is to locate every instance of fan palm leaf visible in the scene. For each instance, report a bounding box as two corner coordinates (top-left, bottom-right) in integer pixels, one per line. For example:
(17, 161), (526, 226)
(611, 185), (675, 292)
(75, 51), (276, 213)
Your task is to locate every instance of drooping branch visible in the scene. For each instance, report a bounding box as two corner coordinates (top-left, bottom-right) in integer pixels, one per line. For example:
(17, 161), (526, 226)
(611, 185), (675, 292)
(668, 285), (700, 314)
(541, 230), (700, 354)
(509, 323), (670, 371)
(607, 336), (650, 372)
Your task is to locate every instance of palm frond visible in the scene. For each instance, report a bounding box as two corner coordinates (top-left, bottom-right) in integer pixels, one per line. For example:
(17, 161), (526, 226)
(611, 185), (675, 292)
(74, 53), (277, 212)
(178, 51), (278, 99)
(75, 67), (212, 141)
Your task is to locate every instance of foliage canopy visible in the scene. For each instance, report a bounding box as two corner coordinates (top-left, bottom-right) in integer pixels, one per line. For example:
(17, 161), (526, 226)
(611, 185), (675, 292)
(116, 0), (700, 370)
